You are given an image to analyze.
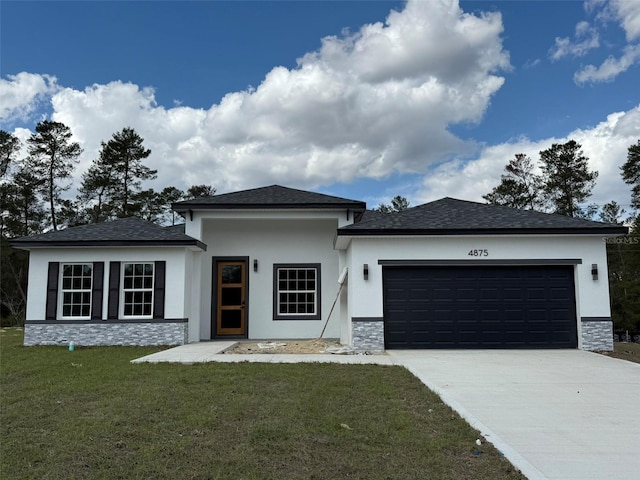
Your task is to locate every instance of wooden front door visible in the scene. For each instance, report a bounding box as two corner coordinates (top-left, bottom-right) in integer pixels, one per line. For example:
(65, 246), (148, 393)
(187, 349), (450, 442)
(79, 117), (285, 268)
(214, 261), (247, 337)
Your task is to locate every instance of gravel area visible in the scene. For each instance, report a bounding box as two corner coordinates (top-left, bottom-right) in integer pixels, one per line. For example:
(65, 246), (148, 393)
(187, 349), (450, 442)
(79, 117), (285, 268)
(225, 339), (342, 354)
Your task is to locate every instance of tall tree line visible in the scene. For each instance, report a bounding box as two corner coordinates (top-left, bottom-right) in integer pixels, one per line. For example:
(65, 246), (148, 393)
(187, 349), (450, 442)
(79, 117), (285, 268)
(483, 140), (599, 217)
(1, 121), (215, 325)
(484, 139), (640, 335)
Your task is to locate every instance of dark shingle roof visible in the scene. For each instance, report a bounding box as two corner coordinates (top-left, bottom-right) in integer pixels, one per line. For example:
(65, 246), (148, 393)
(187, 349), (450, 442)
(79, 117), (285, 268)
(360, 209), (387, 223)
(163, 223), (186, 234)
(338, 198), (628, 236)
(10, 218), (206, 249)
(173, 185), (365, 212)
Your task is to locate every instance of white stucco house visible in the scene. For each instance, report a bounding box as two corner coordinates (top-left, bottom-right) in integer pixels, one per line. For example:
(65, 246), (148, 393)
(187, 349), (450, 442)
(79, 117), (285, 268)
(11, 185), (628, 352)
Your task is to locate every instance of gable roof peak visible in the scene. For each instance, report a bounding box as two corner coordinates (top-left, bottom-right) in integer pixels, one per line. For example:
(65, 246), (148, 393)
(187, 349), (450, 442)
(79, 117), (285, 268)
(173, 184), (365, 211)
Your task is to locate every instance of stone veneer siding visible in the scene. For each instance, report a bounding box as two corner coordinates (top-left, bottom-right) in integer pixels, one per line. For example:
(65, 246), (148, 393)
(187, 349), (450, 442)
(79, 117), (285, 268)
(351, 318), (384, 353)
(580, 319), (613, 352)
(23, 320), (188, 347)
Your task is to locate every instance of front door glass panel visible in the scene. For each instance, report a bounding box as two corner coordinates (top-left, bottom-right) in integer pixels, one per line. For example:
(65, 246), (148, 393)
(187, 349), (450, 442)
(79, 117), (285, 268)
(221, 265), (242, 284)
(221, 287), (242, 306)
(220, 310), (242, 329)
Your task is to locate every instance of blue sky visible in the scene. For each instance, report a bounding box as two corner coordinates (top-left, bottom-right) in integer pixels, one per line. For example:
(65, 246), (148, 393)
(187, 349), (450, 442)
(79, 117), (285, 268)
(1, 0), (639, 211)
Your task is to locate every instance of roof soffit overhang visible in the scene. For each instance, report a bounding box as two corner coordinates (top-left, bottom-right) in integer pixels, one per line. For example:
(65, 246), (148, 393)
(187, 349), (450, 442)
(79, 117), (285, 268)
(336, 226), (629, 237)
(173, 203), (366, 214)
(334, 228), (629, 250)
(10, 240), (207, 252)
(186, 207), (367, 226)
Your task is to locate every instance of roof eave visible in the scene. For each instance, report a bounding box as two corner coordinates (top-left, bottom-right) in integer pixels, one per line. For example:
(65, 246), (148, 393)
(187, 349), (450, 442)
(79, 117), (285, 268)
(9, 239), (208, 251)
(173, 202), (366, 213)
(337, 226), (630, 236)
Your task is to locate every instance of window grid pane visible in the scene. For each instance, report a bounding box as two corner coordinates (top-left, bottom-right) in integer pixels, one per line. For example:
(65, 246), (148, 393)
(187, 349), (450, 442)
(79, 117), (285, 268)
(277, 267), (317, 316)
(122, 263), (154, 317)
(60, 263), (92, 318)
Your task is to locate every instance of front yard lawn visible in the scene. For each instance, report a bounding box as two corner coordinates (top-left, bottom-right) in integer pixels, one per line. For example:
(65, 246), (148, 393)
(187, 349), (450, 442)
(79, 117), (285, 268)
(1, 328), (523, 479)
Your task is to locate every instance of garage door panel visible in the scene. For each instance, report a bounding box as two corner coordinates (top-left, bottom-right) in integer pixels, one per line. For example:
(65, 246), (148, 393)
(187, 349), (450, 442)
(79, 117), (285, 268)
(504, 288), (525, 301)
(551, 287), (571, 300)
(504, 309), (525, 321)
(480, 288), (500, 300)
(527, 288), (547, 300)
(459, 310), (478, 322)
(383, 265), (577, 349)
(457, 288), (476, 300)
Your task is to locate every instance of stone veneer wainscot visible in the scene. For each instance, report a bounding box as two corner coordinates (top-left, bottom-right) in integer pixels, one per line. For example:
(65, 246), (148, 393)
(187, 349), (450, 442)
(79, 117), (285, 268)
(581, 318), (613, 351)
(23, 320), (188, 347)
(351, 318), (384, 353)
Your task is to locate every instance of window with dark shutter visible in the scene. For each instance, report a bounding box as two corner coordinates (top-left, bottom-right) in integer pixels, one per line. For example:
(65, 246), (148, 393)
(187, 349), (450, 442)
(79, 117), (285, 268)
(153, 261), (166, 319)
(107, 262), (121, 319)
(45, 262), (60, 320)
(91, 262), (104, 320)
(60, 264), (93, 318)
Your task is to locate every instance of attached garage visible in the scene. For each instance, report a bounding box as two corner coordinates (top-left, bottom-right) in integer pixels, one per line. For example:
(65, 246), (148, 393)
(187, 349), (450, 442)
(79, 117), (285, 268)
(336, 197), (628, 352)
(382, 264), (577, 349)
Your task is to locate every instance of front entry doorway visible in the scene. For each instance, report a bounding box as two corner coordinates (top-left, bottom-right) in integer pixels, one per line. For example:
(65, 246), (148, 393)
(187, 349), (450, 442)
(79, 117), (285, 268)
(213, 258), (248, 337)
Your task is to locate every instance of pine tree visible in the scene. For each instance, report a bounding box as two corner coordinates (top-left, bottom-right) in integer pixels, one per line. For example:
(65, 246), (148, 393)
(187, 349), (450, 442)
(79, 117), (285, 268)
(621, 140), (640, 210)
(186, 184), (216, 199)
(1, 164), (45, 325)
(26, 120), (82, 230)
(0, 130), (21, 179)
(78, 152), (116, 223)
(97, 127), (156, 217)
(598, 201), (626, 225)
(375, 195), (410, 213)
(2, 166), (46, 237)
(539, 140), (597, 217)
(158, 186), (185, 225)
(129, 188), (163, 222)
(483, 154), (542, 210)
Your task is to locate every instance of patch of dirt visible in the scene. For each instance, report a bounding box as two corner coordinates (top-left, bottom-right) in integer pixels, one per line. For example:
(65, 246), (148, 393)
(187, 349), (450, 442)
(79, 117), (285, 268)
(600, 341), (640, 365)
(225, 339), (342, 354)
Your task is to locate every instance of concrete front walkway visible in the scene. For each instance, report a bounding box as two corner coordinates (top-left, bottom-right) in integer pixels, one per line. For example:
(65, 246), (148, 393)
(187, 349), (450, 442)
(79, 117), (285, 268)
(131, 342), (397, 365)
(388, 350), (640, 480)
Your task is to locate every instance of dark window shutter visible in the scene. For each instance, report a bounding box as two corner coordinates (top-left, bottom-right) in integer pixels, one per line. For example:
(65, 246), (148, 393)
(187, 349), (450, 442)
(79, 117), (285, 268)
(91, 262), (104, 320)
(107, 262), (121, 320)
(153, 261), (166, 319)
(45, 262), (59, 320)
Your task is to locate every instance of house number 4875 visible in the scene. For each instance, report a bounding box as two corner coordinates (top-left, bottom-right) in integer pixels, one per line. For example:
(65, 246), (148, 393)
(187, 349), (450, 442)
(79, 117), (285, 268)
(468, 249), (488, 257)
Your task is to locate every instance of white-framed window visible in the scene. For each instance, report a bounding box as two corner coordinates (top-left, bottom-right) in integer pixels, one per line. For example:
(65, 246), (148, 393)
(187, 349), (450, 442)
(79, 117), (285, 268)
(60, 263), (92, 319)
(121, 263), (154, 317)
(274, 264), (321, 320)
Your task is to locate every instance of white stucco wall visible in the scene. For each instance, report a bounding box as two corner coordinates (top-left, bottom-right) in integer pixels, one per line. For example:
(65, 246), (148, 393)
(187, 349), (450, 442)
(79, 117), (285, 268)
(25, 247), (190, 321)
(344, 235), (612, 346)
(195, 215), (344, 340)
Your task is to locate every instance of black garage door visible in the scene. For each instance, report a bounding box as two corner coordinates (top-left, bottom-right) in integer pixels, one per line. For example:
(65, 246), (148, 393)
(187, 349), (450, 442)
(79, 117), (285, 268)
(383, 265), (577, 349)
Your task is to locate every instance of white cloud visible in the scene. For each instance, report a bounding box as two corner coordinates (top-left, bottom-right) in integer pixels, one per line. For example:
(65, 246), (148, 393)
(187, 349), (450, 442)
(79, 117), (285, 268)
(609, 0), (640, 41)
(416, 104), (640, 210)
(0, 72), (58, 122)
(5, 0), (510, 197)
(574, 44), (640, 83)
(567, 0), (640, 84)
(584, 0), (607, 15)
(549, 21), (600, 60)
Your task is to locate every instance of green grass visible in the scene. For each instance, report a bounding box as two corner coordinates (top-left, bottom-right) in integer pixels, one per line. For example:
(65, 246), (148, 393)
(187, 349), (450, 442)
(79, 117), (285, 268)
(603, 341), (640, 364)
(1, 328), (523, 480)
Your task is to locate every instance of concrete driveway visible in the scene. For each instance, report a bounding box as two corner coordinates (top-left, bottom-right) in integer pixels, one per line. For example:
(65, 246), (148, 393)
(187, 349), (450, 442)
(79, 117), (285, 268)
(388, 350), (640, 480)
